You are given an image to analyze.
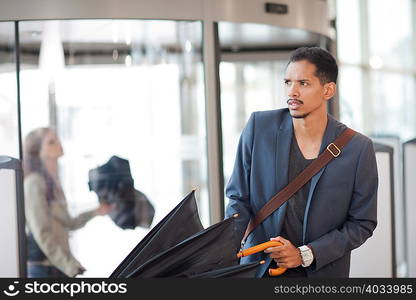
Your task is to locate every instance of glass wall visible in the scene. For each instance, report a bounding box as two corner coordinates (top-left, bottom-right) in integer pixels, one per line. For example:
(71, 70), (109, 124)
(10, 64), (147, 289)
(19, 19), (207, 277)
(337, 0), (415, 139)
(336, 0), (415, 277)
(0, 22), (19, 158)
(220, 59), (288, 203)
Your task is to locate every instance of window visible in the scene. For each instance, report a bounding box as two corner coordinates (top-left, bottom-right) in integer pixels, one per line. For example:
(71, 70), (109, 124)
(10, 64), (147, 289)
(19, 19), (207, 276)
(0, 22), (19, 158)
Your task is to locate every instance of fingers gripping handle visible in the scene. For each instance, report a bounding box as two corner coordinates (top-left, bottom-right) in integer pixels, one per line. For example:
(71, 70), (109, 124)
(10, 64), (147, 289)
(236, 241), (287, 276)
(237, 240), (282, 258)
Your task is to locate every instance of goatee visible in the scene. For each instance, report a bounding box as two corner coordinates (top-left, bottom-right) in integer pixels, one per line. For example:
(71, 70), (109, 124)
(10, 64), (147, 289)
(291, 112), (310, 119)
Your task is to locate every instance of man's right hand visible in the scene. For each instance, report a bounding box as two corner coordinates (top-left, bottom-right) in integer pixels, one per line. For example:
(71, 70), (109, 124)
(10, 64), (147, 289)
(264, 236), (302, 268)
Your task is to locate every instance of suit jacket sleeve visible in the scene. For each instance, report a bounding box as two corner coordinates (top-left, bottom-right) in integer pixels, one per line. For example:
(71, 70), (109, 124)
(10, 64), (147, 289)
(308, 138), (378, 271)
(225, 113), (255, 247)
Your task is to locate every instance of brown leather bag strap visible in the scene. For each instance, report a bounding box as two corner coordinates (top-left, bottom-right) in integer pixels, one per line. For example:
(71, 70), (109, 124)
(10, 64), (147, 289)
(242, 127), (356, 244)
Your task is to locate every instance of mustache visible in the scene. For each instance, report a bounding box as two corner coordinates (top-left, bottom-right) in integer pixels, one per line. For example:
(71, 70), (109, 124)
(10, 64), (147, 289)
(286, 99), (304, 105)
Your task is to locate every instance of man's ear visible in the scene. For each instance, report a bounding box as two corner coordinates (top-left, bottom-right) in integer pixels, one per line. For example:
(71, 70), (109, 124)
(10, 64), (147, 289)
(324, 82), (336, 100)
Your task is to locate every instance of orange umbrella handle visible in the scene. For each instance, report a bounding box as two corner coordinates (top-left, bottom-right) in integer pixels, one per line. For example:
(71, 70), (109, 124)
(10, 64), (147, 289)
(268, 266), (287, 276)
(236, 240), (287, 276)
(237, 240), (282, 257)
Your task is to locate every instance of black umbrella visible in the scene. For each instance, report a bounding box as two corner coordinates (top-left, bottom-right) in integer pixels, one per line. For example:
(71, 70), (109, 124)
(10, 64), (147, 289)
(88, 155), (134, 194)
(110, 190), (203, 278)
(111, 190), (286, 278)
(126, 215), (239, 278)
(188, 260), (266, 278)
(88, 156), (155, 229)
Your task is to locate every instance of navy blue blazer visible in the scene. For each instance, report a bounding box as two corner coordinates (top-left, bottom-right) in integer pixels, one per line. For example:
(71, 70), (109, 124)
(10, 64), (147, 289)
(225, 108), (378, 277)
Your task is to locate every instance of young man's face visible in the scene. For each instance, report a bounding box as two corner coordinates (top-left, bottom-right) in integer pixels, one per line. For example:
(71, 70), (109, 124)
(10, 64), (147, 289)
(284, 59), (334, 119)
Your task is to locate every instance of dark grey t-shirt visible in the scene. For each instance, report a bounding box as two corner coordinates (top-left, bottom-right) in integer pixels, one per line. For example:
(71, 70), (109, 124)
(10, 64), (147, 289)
(268, 135), (315, 277)
(280, 135), (315, 247)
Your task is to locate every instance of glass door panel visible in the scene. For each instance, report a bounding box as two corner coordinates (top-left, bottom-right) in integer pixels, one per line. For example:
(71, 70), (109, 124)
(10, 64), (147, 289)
(0, 22), (19, 158)
(19, 19), (207, 277)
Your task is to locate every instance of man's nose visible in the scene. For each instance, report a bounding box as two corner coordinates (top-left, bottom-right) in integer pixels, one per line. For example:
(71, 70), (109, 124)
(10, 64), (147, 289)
(287, 83), (300, 98)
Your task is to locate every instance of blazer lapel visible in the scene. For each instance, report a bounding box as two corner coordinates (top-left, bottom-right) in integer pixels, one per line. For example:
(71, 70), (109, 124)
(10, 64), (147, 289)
(302, 114), (338, 243)
(265, 113), (292, 239)
(257, 112), (292, 277)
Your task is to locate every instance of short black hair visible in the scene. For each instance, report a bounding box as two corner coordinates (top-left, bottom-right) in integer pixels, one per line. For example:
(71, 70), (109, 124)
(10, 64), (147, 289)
(288, 47), (338, 84)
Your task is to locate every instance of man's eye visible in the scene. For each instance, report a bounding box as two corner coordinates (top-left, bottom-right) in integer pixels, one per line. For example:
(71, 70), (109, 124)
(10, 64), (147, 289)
(284, 80), (290, 85)
(300, 82), (308, 86)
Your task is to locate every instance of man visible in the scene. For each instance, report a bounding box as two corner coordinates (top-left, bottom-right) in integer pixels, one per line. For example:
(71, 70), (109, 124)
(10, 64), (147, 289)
(225, 47), (378, 278)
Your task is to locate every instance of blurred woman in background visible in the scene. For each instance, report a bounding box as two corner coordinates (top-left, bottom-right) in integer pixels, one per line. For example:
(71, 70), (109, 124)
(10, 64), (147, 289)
(23, 127), (112, 278)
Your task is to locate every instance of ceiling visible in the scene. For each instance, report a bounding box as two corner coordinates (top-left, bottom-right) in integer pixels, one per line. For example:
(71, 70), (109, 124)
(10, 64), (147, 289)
(0, 19), (322, 52)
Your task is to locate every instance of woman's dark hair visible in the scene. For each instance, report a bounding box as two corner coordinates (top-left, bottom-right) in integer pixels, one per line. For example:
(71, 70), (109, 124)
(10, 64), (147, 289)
(288, 47), (338, 84)
(23, 127), (56, 203)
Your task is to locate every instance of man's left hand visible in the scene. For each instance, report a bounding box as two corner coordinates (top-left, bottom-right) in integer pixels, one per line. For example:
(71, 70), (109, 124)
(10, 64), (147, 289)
(264, 236), (302, 268)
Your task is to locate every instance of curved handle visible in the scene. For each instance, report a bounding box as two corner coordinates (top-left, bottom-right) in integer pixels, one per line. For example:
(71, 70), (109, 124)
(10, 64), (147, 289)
(268, 266), (287, 276)
(237, 240), (282, 258)
(236, 241), (287, 276)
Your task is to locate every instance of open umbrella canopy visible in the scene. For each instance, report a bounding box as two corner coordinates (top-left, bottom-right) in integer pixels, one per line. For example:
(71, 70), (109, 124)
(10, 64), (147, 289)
(111, 190), (285, 278)
(88, 156), (134, 193)
(126, 216), (239, 278)
(188, 260), (265, 278)
(110, 190), (203, 278)
(88, 155), (155, 230)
